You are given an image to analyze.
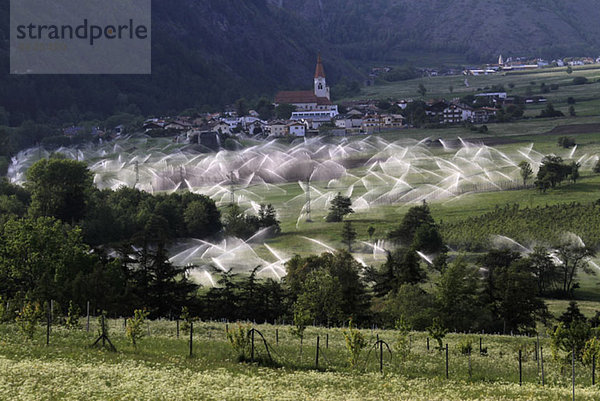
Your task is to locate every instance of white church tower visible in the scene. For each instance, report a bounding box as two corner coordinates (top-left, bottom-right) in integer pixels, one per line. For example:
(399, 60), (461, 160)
(314, 54), (330, 100)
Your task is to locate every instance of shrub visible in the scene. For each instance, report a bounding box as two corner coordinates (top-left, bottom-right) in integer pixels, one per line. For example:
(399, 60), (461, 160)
(427, 318), (448, 351)
(394, 316), (412, 360)
(458, 338), (473, 355)
(16, 300), (44, 340)
(551, 320), (592, 363)
(226, 323), (252, 361)
(180, 306), (194, 334)
(126, 309), (149, 348)
(344, 319), (367, 368)
(573, 76), (588, 85)
(558, 136), (576, 149)
(582, 336), (600, 366)
(65, 301), (81, 330)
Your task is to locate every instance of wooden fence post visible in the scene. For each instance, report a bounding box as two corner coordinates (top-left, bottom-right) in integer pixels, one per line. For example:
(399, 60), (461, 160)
(445, 344), (449, 379)
(86, 301), (90, 332)
(251, 329), (255, 362)
(379, 341), (384, 374)
(541, 346), (545, 386)
(46, 303), (51, 346)
(572, 345), (576, 401)
(519, 349), (522, 386)
(468, 348), (472, 379)
(189, 321), (193, 358)
(593, 354), (596, 386)
(316, 336), (320, 369)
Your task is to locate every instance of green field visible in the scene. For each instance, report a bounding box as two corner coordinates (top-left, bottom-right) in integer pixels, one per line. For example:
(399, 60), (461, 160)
(1, 320), (599, 401)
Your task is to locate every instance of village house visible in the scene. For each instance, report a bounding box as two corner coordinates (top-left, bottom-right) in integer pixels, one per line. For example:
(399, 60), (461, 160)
(362, 114), (382, 131)
(425, 100), (448, 123)
(381, 114), (406, 128)
(334, 109), (364, 129)
(443, 104), (473, 124)
(267, 121), (288, 137)
(287, 122), (306, 137)
(472, 107), (499, 124)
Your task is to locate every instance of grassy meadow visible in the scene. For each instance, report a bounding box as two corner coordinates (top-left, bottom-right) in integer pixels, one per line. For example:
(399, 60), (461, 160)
(1, 320), (600, 400)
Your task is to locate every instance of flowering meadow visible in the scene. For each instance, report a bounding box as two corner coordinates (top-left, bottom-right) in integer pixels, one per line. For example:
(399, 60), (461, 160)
(0, 320), (598, 400)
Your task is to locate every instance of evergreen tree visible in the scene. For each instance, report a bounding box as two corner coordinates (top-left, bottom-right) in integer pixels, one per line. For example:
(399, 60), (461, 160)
(374, 248), (425, 296)
(326, 193), (354, 222)
(258, 204), (281, 233)
(518, 161), (533, 186)
(341, 221), (357, 252)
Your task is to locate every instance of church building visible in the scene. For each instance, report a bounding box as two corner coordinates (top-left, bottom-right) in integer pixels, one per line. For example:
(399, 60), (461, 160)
(274, 55), (339, 128)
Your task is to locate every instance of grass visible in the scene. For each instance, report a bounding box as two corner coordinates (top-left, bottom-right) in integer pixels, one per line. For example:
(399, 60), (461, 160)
(351, 65), (600, 104)
(1, 320), (599, 400)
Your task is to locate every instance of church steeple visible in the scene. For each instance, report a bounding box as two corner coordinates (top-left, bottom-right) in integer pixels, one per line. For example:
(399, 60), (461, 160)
(315, 54), (326, 78)
(314, 54), (330, 100)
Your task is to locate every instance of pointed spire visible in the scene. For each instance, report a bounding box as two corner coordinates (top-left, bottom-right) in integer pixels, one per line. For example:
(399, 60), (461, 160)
(315, 53), (326, 78)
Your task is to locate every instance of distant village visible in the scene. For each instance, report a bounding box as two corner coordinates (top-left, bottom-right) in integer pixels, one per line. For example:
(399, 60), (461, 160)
(63, 54), (597, 149)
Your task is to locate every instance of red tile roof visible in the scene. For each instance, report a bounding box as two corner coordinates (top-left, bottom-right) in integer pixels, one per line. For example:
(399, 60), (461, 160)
(275, 90), (332, 105)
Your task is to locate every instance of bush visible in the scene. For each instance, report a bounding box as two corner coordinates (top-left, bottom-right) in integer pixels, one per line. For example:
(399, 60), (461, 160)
(16, 300), (44, 340)
(567, 97), (576, 105)
(394, 317), (412, 360)
(558, 136), (576, 149)
(458, 338), (473, 355)
(427, 318), (448, 351)
(126, 309), (149, 348)
(573, 76), (589, 85)
(226, 323), (252, 361)
(65, 300), (81, 330)
(344, 319), (367, 368)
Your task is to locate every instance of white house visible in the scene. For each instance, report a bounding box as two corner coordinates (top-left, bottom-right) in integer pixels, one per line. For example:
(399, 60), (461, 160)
(443, 104), (473, 124)
(268, 121), (288, 137)
(287, 122), (306, 137)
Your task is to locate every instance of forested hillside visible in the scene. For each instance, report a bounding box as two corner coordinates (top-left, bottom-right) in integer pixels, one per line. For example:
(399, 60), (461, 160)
(2, 0), (600, 125)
